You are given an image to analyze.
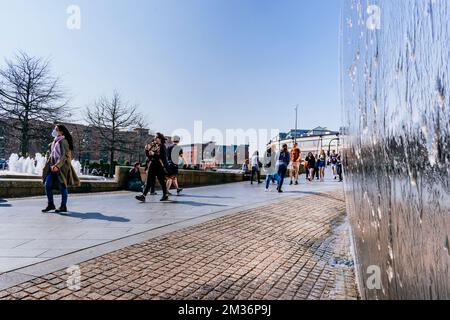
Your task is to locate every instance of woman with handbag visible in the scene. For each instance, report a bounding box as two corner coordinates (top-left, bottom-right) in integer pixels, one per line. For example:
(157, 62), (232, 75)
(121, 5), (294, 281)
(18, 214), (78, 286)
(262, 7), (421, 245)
(135, 132), (171, 202)
(42, 124), (80, 213)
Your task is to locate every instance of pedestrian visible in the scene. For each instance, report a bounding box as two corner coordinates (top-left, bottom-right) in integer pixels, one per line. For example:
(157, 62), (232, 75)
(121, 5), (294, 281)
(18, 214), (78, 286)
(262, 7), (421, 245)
(143, 138), (158, 195)
(42, 124), (81, 213)
(276, 144), (290, 192)
(135, 133), (171, 202)
(330, 150), (338, 180)
(336, 154), (343, 182)
(289, 143), (301, 186)
(127, 162), (144, 192)
(241, 159), (250, 174)
(314, 154), (320, 180)
(250, 151), (261, 184)
(304, 159), (309, 181)
(166, 135), (184, 195)
(264, 145), (278, 192)
(305, 152), (316, 182)
(318, 149), (326, 182)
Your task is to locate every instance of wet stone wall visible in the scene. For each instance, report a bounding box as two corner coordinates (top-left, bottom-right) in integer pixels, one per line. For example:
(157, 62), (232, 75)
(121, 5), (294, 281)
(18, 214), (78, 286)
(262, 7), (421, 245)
(342, 0), (450, 299)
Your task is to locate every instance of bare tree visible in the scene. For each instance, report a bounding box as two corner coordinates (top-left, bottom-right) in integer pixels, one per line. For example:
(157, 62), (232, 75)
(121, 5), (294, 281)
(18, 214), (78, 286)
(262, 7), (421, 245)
(0, 51), (69, 155)
(86, 91), (142, 176)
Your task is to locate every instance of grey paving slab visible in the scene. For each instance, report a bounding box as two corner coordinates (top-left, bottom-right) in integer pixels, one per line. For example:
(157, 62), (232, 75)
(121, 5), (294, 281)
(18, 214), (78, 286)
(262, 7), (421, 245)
(15, 239), (104, 250)
(0, 258), (48, 273)
(0, 173), (342, 284)
(0, 240), (33, 249)
(0, 249), (48, 258)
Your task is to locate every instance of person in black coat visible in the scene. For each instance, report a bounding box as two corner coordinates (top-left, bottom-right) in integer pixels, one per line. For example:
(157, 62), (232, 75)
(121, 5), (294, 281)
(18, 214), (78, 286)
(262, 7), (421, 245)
(305, 152), (316, 182)
(135, 133), (171, 202)
(127, 162), (144, 192)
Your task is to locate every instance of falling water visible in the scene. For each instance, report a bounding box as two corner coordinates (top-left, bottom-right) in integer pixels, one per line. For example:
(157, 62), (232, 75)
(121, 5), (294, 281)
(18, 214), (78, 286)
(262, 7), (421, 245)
(342, 0), (450, 299)
(4, 153), (82, 177)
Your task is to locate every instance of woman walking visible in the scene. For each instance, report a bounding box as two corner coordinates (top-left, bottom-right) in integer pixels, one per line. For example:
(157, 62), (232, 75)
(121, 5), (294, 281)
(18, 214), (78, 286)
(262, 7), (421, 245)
(42, 124), (80, 213)
(318, 149), (326, 182)
(135, 133), (171, 202)
(305, 152), (316, 182)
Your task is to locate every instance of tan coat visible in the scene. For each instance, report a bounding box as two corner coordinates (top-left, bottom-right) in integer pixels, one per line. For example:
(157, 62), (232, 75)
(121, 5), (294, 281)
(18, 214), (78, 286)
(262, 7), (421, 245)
(42, 139), (81, 188)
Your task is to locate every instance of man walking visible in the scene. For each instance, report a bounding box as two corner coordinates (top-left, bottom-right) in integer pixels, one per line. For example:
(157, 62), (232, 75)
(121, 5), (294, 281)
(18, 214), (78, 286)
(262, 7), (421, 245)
(289, 143), (301, 185)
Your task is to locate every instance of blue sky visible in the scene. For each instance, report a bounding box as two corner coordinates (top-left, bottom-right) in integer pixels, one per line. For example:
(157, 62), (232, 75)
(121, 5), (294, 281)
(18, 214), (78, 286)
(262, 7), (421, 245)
(0, 0), (342, 141)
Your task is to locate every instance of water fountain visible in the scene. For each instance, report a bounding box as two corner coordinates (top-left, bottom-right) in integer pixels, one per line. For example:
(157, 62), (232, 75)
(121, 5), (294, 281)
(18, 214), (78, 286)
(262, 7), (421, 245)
(1, 153), (95, 180)
(342, 0), (450, 299)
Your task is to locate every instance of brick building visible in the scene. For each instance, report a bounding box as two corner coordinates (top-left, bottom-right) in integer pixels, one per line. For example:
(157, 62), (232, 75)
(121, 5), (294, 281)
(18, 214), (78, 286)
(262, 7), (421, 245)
(0, 119), (154, 164)
(181, 142), (250, 168)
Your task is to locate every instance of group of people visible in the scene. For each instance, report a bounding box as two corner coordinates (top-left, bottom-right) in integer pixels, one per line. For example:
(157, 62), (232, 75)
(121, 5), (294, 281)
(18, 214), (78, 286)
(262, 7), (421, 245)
(243, 143), (343, 193)
(40, 125), (342, 212)
(41, 128), (185, 213)
(131, 133), (185, 202)
(304, 149), (343, 183)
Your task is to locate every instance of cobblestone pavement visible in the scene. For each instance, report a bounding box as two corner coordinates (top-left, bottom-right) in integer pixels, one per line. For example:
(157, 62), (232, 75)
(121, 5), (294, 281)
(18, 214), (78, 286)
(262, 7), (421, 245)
(0, 190), (359, 300)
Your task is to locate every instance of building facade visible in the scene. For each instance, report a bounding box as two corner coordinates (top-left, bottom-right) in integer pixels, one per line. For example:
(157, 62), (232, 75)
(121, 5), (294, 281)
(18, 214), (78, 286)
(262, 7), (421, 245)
(268, 127), (341, 158)
(181, 142), (249, 168)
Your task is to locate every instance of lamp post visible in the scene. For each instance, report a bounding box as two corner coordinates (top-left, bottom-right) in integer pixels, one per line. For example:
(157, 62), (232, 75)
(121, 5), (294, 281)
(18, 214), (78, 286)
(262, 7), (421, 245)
(294, 105), (299, 144)
(327, 134), (340, 156)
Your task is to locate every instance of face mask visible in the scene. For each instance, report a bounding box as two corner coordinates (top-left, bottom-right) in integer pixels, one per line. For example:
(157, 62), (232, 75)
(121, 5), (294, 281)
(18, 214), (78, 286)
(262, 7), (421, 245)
(51, 129), (58, 138)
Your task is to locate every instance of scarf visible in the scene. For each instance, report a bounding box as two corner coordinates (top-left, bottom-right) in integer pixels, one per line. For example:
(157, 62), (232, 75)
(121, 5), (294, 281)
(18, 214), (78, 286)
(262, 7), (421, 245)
(50, 135), (65, 165)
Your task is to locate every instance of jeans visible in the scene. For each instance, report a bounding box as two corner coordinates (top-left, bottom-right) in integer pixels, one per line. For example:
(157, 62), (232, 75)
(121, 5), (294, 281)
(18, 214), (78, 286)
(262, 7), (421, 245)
(251, 166), (261, 184)
(44, 173), (68, 206)
(277, 164), (288, 190)
(128, 181), (144, 192)
(337, 164), (343, 181)
(265, 173), (278, 189)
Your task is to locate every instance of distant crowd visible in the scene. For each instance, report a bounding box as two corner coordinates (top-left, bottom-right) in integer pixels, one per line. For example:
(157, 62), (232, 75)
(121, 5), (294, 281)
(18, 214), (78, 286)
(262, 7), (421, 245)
(241, 143), (343, 193)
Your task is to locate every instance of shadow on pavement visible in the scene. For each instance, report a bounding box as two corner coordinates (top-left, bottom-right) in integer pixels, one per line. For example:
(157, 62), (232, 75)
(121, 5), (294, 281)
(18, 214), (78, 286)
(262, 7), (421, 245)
(168, 200), (228, 207)
(177, 194), (235, 200)
(0, 199), (11, 207)
(59, 211), (131, 222)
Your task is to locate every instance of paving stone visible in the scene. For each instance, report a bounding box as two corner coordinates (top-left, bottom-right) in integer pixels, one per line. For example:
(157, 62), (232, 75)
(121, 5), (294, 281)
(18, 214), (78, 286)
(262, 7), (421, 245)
(0, 191), (359, 300)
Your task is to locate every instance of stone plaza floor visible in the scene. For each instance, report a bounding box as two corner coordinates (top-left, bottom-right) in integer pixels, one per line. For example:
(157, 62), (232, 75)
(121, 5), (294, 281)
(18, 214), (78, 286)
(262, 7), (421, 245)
(0, 174), (359, 300)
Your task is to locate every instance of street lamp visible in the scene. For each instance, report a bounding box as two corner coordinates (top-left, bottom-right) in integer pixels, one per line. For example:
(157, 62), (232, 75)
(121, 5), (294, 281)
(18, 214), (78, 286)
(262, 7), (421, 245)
(327, 134), (340, 156)
(294, 105), (299, 144)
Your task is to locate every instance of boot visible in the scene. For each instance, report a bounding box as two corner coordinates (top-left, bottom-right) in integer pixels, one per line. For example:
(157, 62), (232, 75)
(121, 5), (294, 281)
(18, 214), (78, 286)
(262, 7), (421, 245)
(55, 205), (67, 213)
(177, 188), (183, 195)
(42, 203), (56, 213)
(160, 194), (169, 201)
(135, 195), (146, 202)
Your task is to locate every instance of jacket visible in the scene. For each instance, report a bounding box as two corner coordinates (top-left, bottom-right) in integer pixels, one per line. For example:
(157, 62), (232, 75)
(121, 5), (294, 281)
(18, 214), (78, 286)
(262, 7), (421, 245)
(42, 139), (81, 188)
